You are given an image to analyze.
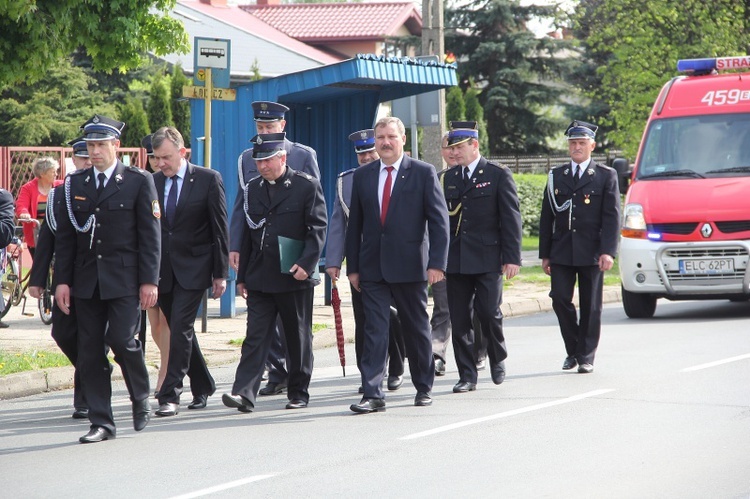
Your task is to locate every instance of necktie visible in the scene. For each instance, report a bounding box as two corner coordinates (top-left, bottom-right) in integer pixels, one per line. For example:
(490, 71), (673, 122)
(96, 173), (106, 198)
(381, 166), (394, 226)
(463, 166), (470, 186)
(166, 175), (179, 226)
(572, 164), (580, 184)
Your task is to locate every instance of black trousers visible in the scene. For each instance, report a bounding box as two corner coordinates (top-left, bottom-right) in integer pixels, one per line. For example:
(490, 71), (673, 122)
(447, 272), (507, 384)
(265, 317), (288, 384)
(359, 280), (433, 399)
(351, 284), (405, 377)
(157, 282), (216, 405)
(51, 300), (86, 409)
(430, 279), (487, 364)
(549, 264), (604, 365)
(75, 291), (149, 435)
(232, 288), (314, 407)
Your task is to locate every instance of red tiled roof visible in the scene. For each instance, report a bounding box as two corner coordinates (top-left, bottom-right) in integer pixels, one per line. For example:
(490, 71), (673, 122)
(241, 2), (422, 42)
(178, 0), (342, 64)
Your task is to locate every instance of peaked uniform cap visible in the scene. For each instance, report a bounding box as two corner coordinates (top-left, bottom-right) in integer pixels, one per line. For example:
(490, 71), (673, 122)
(565, 120), (598, 140)
(447, 121), (479, 146)
(141, 134), (154, 156)
(348, 129), (376, 153)
(252, 101), (289, 122)
(67, 136), (89, 158)
(252, 132), (287, 159)
(81, 114), (125, 141)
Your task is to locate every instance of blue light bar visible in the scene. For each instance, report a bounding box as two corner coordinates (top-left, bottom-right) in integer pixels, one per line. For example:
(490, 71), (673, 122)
(647, 232), (662, 240)
(677, 58), (716, 73)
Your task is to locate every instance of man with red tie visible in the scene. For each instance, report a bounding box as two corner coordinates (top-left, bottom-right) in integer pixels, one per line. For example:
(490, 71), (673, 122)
(345, 116), (449, 413)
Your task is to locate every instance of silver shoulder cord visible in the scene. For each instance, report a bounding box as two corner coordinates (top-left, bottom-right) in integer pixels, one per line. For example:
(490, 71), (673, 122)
(46, 187), (57, 234)
(337, 175), (349, 218)
(546, 170), (573, 230)
(64, 176), (96, 248)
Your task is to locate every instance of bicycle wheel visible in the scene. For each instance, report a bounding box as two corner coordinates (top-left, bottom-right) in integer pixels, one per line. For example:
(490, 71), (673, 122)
(39, 269), (54, 325)
(1, 255), (19, 319)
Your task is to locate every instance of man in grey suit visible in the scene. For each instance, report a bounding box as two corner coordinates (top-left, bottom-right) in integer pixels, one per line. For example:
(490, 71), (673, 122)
(229, 101), (320, 396)
(325, 129), (405, 393)
(346, 117), (449, 413)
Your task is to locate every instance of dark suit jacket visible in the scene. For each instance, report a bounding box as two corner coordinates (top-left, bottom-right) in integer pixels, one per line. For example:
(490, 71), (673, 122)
(0, 188), (16, 248)
(29, 184), (64, 288)
(230, 139), (319, 253)
(153, 162), (229, 292)
(238, 167), (327, 294)
(55, 162), (161, 300)
(539, 160), (620, 266)
(345, 155), (449, 283)
(442, 157), (522, 274)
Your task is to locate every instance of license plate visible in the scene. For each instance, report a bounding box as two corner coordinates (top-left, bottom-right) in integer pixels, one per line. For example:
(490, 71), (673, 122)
(679, 258), (734, 274)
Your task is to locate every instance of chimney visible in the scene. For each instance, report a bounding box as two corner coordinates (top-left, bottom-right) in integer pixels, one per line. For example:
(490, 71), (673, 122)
(256, 0), (282, 5)
(199, 0), (228, 6)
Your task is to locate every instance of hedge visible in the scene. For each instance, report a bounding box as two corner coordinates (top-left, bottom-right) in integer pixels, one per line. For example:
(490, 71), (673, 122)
(514, 173), (547, 237)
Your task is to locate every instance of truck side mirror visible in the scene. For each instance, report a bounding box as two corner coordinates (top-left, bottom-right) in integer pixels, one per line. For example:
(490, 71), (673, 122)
(611, 157), (631, 195)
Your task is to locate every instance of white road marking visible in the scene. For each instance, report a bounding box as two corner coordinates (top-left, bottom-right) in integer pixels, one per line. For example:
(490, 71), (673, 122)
(400, 389), (615, 440)
(680, 353), (750, 372)
(168, 474), (278, 499)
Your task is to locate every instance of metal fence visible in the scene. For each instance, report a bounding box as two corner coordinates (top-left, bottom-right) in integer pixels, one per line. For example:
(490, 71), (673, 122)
(0, 147), (192, 198)
(488, 151), (624, 174)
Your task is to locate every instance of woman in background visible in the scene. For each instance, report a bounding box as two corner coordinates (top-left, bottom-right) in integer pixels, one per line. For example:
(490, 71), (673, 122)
(16, 156), (62, 257)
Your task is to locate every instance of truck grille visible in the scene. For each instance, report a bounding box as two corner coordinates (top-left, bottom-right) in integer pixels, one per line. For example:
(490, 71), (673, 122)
(650, 223), (697, 235)
(715, 220), (750, 233)
(664, 247), (748, 258)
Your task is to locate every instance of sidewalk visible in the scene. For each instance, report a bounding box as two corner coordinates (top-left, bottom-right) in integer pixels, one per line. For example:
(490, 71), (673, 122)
(0, 252), (621, 399)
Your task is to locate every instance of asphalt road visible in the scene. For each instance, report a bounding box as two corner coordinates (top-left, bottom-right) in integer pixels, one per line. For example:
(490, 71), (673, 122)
(1, 299), (749, 498)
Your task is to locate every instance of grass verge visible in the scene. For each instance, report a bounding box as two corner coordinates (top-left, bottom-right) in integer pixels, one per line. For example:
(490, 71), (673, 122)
(0, 349), (71, 376)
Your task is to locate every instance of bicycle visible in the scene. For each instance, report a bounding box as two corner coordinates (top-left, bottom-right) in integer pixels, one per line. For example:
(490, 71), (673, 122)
(0, 219), (52, 323)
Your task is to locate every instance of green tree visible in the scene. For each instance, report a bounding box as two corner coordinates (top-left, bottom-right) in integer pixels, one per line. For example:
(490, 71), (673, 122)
(446, 0), (569, 155)
(147, 74), (173, 131)
(249, 58), (263, 82)
(171, 64), (191, 146)
(119, 97), (150, 149)
(446, 86), (466, 123)
(0, 1), (188, 88)
(464, 86), (489, 156)
(571, 0), (749, 157)
(0, 58), (114, 146)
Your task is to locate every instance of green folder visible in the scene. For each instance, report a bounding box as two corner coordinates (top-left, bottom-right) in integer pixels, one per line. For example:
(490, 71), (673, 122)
(278, 235), (319, 279)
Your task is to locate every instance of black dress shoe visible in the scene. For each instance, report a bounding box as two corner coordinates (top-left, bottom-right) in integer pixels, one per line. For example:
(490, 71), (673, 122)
(79, 426), (114, 444)
(350, 398), (386, 414)
(259, 381), (287, 396)
(434, 358), (446, 376)
(285, 399), (308, 409)
(578, 363), (594, 374)
(155, 402), (179, 417)
(452, 381), (477, 393)
(72, 407), (89, 419)
(132, 399), (151, 431)
(357, 386), (364, 394)
(414, 391), (433, 406)
(562, 357), (578, 370)
(188, 395), (208, 410)
(490, 361), (506, 385)
(222, 393), (253, 413)
(387, 375), (403, 391)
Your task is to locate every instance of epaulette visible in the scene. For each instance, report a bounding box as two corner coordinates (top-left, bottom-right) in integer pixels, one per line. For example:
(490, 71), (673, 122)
(437, 165), (459, 178)
(338, 168), (355, 178)
(550, 163), (568, 171)
(292, 142), (316, 155)
(69, 167), (89, 176)
(126, 165), (147, 175)
(293, 170), (315, 182)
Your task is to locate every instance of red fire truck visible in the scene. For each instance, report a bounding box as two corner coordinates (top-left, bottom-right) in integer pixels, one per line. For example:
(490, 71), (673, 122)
(614, 56), (750, 318)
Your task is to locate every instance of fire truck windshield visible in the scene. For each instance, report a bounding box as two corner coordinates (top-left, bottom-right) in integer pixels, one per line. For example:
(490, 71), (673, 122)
(637, 114), (750, 178)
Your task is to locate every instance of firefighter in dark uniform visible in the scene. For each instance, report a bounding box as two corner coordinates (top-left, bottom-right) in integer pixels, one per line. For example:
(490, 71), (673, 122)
(223, 132), (327, 413)
(54, 115), (161, 443)
(539, 120), (620, 374)
(325, 129), (406, 393)
(229, 101), (320, 397)
(28, 136), (91, 419)
(441, 121), (523, 392)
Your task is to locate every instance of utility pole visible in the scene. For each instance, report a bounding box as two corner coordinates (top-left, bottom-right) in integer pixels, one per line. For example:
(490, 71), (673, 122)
(421, 0), (446, 171)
